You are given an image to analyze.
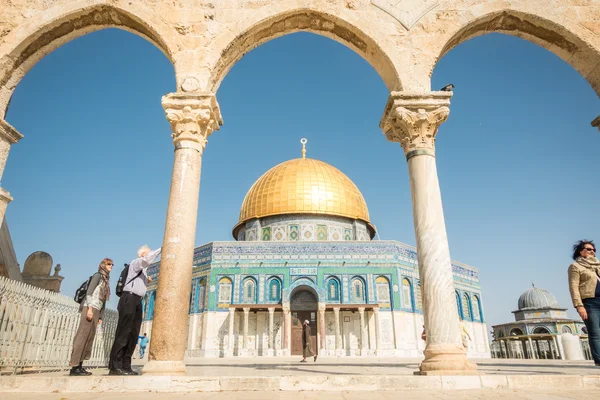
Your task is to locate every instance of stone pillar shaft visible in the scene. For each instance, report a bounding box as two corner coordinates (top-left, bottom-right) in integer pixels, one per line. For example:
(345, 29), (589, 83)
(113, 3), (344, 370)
(144, 93), (222, 375)
(242, 308), (250, 350)
(318, 303), (326, 352)
(333, 307), (341, 351)
(268, 307), (275, 350)
(283, 304), (291, 355)
(358, 307), (367, 353)
(380, 91), (476, 375)
(373, 309), (381, 351)
(228, 307), (235, 356)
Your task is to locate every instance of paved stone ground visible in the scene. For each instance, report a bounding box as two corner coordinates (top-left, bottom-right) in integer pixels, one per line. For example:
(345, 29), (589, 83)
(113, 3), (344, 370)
(2, 390), (599, 399)
(32, 357), (598, 377)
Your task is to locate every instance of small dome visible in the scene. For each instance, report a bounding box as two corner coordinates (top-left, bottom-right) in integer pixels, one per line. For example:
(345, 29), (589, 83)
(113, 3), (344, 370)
(23, 251), (53, 276)
(517, 286), (559, 310)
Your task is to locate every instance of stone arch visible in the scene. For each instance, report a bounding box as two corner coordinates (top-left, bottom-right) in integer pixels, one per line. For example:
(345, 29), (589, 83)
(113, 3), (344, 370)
(206, 8), (402, 93)
(283, 278), (325, 303)
(0, 1), (178, 118)
(431, 10), (600, 97)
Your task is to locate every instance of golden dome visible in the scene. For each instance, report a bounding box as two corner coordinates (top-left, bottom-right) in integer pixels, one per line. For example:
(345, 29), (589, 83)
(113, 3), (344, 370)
(233, 157), (375, 238)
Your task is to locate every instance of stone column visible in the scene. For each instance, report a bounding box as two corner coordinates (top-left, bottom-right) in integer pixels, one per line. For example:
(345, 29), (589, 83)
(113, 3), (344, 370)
(0, 120), (22, 225)
(282, 303), (291, 356)
(333, 307), (342, 356)
(227, 307), (235, 357)
(267, 307), (275, 356)
(358, 307), (367, 356)
(241, 307), (250, 356)
(144, 93), (222, 375)
(318, 303), (326, 355)
(528, 338), (536, 359)
(380, 91), (476, 375)
(373, 308), (382, 355)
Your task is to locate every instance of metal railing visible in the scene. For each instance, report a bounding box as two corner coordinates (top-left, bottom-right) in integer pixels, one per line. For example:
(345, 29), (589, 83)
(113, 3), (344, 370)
(0, 276), (117, 374)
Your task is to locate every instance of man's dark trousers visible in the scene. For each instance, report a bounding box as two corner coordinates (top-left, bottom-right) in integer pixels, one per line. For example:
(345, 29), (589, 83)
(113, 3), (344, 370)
(109, 292), (143, 371)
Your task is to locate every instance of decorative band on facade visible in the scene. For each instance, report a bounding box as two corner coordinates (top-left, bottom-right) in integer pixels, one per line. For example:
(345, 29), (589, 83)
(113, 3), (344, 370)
(406, 149), (435, 160)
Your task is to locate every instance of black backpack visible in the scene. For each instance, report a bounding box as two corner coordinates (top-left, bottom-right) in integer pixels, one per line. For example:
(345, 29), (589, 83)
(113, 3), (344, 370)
(74, 274), (96, 304)
(116, 263), (143, 297)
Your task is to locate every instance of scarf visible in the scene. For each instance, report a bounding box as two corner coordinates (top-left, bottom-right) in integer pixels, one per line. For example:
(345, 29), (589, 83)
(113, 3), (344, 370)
(575, 256), (600, 278)
(98, 264), (111, 302)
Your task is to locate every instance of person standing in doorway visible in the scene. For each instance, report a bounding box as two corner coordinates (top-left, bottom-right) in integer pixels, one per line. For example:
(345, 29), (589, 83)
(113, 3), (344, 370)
(300, 320), (317, 363)
(109, 245), (161, 375)
(568, 240), (600, 367)
(138, 333), (149, 359)
(69, 258), (113, 376)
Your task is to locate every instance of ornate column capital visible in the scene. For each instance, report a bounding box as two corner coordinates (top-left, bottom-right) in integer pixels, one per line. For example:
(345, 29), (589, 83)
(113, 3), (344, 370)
(333, 307), (340, 315)
(268, 307), (275, 315)
(372, 307), (380, 315)
(318, 303), (326, 312)
(380, 91), (452, 159)
(282, 303), (291, 313)
(358, 307), (365, 315)
(0, 119), (23, 144)
(592, 115), (600, 132)
(242, 307), (250, 315)
(162, 93), (223, 153)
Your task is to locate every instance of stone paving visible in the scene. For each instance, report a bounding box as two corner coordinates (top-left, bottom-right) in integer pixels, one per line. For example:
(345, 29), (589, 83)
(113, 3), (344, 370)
(2, 390), (600, 400)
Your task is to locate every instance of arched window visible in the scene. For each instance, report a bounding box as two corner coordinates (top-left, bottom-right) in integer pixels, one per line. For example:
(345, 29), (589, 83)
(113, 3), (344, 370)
(148, 291), (156, 320)
(472, 295), (482, 321)
(462, 293), (472, 320)
(218, 277), (233, 303)
(402, 278), (413, 311)
(533, 326), (550, 334)
(327, 278), (340, 302)
(562, 326), (572, 334)
(198, 279), (206, 310)
(243, 278), (256, 303)
(455, 291), (463, 319)
(268, 278), (281, 302)
(510, 328), (524, 336)
(375, 276), (390, 303)
(416, 282), (422, 311)
(351, 277), (365, 303)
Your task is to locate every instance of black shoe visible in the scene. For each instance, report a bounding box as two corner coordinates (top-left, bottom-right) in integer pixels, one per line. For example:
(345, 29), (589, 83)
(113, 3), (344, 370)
(108, 368), (128, 376)
(123, 368), (139, 375)
(69, 367), (87, 376)
(79, 367), (92, 376)
(314, 355), (318, 362)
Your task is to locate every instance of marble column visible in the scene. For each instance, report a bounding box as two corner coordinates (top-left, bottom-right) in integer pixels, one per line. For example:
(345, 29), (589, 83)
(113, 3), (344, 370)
(373, 308), (382, 355)
(267, 307), (275, 356)
(144, 93), (222, 375)
(358, 308), (366, 355)
(0, 120), (22, 225)
(283, 303), (291, 356)
(380, 91), (476, 375)
(333, 307), (342, 356)
(241, 307), (250, 356)
(318, 303), (326, 354)
(227, 307), (235, 357)
(528, 338), (536, 359)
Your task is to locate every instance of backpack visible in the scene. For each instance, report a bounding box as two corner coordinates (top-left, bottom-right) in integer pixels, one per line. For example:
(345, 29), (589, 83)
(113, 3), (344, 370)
(115, 263), (143, 297)
(74, 274), (96, 304)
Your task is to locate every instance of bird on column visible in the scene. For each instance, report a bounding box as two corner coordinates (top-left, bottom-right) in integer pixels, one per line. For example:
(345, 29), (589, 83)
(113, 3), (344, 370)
(440, 84), (455, 92)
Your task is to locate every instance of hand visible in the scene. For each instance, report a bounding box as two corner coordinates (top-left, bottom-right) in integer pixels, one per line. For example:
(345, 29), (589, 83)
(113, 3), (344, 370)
(86, 308), (93, 321)
(147, 276), (153, 283)
(98, 319), (102, 325)
(577, 306), (588, 320)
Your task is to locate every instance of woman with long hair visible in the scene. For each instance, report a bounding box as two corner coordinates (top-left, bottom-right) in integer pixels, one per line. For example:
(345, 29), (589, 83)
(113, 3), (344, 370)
(69, 258), (113, 376)
(568, 240), (600, 367)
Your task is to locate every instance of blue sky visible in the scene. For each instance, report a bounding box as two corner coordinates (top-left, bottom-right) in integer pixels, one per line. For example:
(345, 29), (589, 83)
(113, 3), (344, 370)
(4, 29), (599, 329)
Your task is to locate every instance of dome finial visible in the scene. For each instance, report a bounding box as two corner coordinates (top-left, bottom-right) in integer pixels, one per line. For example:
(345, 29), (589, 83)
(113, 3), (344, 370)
(301, 138), (307, 159)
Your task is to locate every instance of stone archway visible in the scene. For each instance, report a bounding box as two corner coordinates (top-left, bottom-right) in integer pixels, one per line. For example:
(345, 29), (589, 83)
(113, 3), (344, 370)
(290, 288), (318, 356)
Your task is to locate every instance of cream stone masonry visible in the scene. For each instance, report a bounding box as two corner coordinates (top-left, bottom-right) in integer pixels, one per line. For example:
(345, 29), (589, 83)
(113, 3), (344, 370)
(144, 93), (222, 376)
(381, 91), (476, 374)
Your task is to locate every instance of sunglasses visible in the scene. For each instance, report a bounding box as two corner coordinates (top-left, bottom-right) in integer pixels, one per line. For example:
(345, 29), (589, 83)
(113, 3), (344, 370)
(583, 248), (596, 252)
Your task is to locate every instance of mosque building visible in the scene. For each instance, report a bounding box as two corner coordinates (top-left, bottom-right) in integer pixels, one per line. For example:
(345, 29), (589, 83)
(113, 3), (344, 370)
(491, 285), (592, 360)
(141, 141), (491, 358)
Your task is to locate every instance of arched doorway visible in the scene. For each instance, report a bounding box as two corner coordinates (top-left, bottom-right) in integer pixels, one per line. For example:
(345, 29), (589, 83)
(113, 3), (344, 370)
(290, 288), (318, 356)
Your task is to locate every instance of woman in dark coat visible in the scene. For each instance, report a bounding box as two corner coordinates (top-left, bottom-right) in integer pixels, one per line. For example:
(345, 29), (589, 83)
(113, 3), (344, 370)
(301, 320), (317, 362)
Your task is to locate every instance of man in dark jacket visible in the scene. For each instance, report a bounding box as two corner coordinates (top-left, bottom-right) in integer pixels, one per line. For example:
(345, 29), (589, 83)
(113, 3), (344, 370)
(300, 320), (317, 363)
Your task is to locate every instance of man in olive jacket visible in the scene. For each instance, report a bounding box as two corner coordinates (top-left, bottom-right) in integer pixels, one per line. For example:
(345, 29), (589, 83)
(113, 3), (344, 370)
(300, 320), (317, 363)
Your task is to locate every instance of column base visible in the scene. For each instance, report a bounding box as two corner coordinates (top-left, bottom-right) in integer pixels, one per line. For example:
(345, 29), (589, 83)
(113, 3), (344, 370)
(142, 360), (186, 376)
(335, 349), (345, 357)
(417, 344), (478, 375)
(265, 349), (274, 357)
(239, 349), (248, 357)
